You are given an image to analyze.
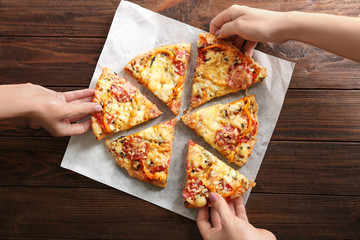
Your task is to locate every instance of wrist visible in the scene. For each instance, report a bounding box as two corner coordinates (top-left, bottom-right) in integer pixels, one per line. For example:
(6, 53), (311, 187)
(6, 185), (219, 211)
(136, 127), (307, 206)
(14, 83), (38, 119)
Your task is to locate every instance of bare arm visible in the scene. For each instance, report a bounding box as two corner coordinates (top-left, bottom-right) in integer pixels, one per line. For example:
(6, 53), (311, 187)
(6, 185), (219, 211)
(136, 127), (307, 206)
(0, 83), (102, 136)
(210, 5), (360, 62)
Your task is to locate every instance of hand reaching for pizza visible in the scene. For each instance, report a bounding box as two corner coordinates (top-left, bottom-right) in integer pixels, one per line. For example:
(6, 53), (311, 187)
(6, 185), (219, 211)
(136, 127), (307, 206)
(197, 192), (276, 240)
(210, 5), (286, 57)
(0, 83), (102, 137)
(210, 5), (360, 62)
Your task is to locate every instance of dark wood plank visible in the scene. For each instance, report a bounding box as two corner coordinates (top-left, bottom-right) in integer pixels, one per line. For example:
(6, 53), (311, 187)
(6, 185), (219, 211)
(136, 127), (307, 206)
(256, 42), (360, 90)
(0, 0), (119, 37)
(255, 141), (360, 195)
(2, 0), (359, 37)
(0, 37), (103, 86)
(246, 193), (360, 240)
(272, 89), (360, 142)
(0, 137), (104, 188)
(1, 137), (359, 197)
(0, 186), (201, 240)
(0, 187), (359, 239)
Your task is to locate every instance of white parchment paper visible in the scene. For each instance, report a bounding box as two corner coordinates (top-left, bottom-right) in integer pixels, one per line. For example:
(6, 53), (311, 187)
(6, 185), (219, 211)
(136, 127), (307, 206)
(61, 1), (295, 220)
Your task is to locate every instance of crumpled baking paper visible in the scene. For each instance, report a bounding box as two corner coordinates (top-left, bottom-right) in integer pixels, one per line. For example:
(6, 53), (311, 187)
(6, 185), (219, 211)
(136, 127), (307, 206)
(61, 0), (295, 220)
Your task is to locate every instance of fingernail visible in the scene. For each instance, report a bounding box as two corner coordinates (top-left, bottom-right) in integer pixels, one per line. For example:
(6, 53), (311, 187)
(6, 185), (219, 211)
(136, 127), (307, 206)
(215, 30), (220, 38)
(93, 104), (102, 112)
(209, 192), (218, 204)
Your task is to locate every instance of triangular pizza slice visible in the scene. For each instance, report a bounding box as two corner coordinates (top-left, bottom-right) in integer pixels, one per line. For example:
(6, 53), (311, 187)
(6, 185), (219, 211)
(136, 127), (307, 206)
(190, 33), (266, 108)
(181, 95), (258, 167)
(91, 67), (162, 140)
(106, 119), (176, 187)
(124, 43), (191, 115)
(183, 140), (255, 208)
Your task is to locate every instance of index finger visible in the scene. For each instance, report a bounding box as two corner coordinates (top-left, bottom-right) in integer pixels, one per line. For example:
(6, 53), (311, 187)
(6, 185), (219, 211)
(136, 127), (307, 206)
(64, 88), (95, 102)
(209, 5), (246, 34)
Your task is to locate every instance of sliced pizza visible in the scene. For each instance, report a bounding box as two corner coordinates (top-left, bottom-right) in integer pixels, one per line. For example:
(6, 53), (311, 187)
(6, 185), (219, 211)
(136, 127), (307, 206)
(181, 95), (258, 167)
(91, 67), (162, 140)
(183, 140), (255, 208)
(190, 33), (267, 108)
(124, 43), (191, 115)
(106, 119), (176, 187)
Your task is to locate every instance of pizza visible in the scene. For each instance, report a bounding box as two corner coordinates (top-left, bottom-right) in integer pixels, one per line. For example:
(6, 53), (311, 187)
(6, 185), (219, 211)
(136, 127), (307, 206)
(181, 95), (258, 167)
(124, 43), (191, 115)
(91, 67), (162, 140)
(183, 140), (255, 208)
(190, 33), (267, 108)
(106, 119), (177, 187)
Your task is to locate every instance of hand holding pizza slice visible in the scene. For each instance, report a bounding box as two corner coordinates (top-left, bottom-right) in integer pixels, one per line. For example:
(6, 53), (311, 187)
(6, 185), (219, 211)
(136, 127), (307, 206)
(183, 140), (255, 208)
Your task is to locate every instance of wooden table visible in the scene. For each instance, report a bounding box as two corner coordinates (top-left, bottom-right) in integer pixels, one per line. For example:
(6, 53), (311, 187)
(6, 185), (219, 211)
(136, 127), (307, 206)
(1, 0), (359, 239)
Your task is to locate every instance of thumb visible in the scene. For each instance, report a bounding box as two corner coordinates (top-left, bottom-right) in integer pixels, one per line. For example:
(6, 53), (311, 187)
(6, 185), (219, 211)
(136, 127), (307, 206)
(209, 192), (233, 224)
(65, 102), (102, 118)
(215, 20), (243, 39)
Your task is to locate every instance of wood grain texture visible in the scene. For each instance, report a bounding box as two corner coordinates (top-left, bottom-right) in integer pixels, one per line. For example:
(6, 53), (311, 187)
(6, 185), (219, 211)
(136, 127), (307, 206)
(0, 38), (103, 86)
(0, 137), (359, 197)
(0, 187), (359, 239)
(272, 90), (360, 141)
(1, 0), (359, 37)
(0, 0), (119, 37)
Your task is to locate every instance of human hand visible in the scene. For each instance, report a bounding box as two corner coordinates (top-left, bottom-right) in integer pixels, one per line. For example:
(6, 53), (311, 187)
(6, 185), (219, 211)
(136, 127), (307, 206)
(22, 84), (101, 136)
(210, 5), (289, 56)
(197, 192), (276, 240)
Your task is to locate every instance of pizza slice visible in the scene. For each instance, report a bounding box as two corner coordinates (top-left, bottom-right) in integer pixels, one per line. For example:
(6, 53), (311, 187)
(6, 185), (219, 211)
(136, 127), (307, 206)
(124, 43), (191, 115)
(183, 140), (255, 208)
(181, 95), (258, 167)
(91, 67), (162, 140)
(190, 33), (267, 108)
(106, 119), (176, 187)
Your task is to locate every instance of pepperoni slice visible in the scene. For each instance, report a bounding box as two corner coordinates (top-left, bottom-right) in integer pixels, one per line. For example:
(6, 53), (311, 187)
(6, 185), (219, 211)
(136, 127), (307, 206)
(94, 112), (105, 129)
(122, 136), (149, 161)
(110, 79), (137, 102)
(215, 126), (241, 150)
(227, 63), (253, 89)
(173, 50), (189, 75)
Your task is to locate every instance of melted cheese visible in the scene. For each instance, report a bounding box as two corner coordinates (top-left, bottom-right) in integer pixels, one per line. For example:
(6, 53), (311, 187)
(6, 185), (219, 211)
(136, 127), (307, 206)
(107, 119), (176, 187)
(184, 141), (254, 207)
(92, 68), (162, 140)
(140, 55), (177, 103)
(182, 96), (258, 167)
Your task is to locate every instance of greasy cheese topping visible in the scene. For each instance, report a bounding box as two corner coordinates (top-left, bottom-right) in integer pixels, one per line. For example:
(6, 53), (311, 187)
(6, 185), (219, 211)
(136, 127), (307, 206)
(202, 51), (232, 85)
(107, 119), (176, 187)
(91, 68), (162, 140)
(184, 141), (254, 207)
(124, 43), (191, 115)
(190, 33), (267, 108)
(140, 54), (177, 103)
(182, 95), (258, 167)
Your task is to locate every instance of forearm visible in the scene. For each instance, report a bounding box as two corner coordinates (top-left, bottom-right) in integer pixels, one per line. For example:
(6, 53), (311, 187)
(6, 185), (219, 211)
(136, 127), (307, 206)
(282, 11), (360, 62)
(0, 84), (35, 120)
